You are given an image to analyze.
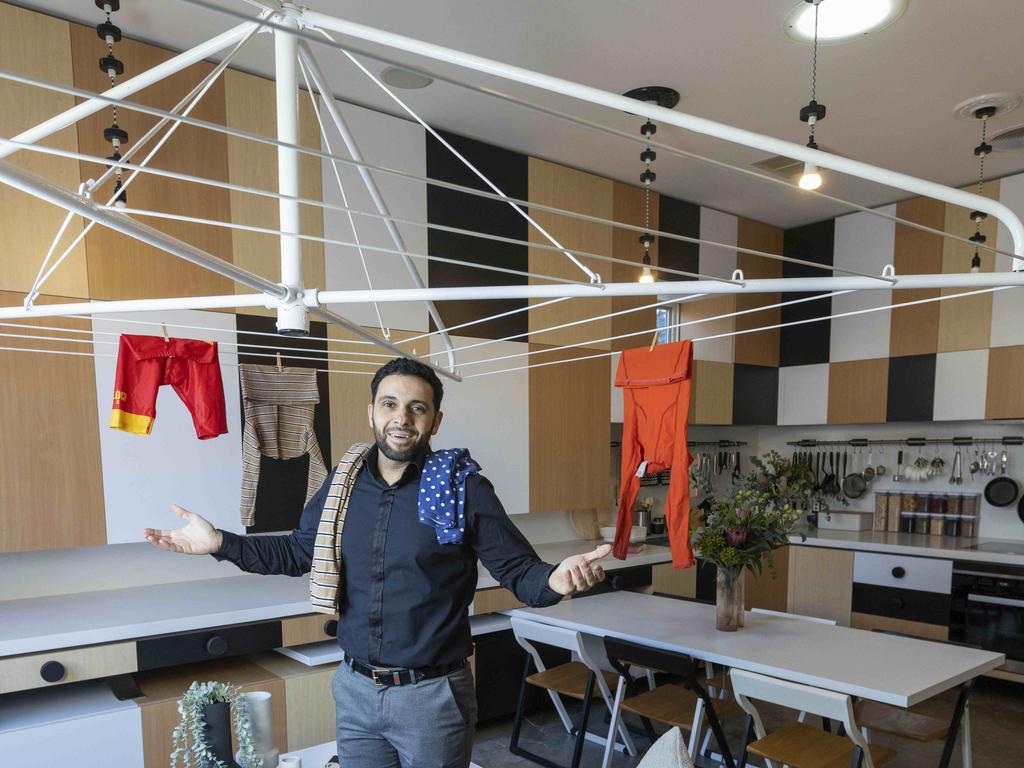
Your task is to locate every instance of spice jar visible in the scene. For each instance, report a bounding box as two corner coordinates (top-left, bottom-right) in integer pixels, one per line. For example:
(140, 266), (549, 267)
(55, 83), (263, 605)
(873, 492), (889, 532)
(944, 514), (961, 537)
(887, 492), (904, 532)
(914, 510), (930, 535)
(928, 494), (947, 536)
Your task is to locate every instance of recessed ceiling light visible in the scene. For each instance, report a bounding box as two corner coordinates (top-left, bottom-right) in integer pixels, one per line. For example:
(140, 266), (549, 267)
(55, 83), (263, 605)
(784, 0), (908, 44)
(380, 67), (433, 90)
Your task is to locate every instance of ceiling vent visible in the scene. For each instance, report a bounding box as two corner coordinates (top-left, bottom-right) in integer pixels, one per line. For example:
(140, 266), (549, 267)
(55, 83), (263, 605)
(991, 123), (1024, 152)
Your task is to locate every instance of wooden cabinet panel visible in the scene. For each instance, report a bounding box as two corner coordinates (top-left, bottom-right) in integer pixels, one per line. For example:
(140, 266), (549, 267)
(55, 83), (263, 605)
(745, 546), (790, 613)
(0, 642), (136, 695)
(986, 344), (1024, 419)
(250, 653), (336, 753)
(610, 182), (659, 352)
(281, 614), (337, 647)
(0, 292), (106, 552)
(652, 562), (697, 599)
(70, 24), (235, 301)
(527, 158), (613, 349)
(938, 181), (998, 352)
(787, 546), (854, 626)
(528, 342), (610, 512)
(890, 197), (944, 357)
(224, 69), (324, 315)
(734, 218), (782, 367)
(0, 5), (90, 298)
(827, 358), (888, 424)
(851, 612), (949, 642)
(690, 359), (733, 425)
(474, 587), (524, 614)
(134, 657), (287, 768)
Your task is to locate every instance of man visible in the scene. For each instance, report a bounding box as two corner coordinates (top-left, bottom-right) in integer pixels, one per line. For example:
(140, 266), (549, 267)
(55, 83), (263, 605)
(144, 357), (611, 767)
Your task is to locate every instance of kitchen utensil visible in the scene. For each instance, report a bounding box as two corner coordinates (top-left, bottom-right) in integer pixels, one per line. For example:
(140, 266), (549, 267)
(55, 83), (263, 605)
(894, 450), (904, 482)
(842, 470), (868, 499)
(1018, 493), (1024, 525)
(950, 451), (962, 485)
(863, 448), (876, 481)
(1001, 449), (1009, 475)
(984, 475), (1020, 507)
(732, 451), (741, 481)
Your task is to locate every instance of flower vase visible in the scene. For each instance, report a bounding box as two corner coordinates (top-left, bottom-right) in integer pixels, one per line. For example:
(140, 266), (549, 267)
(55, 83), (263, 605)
(201, 701), (239, 768)
(239, 691), (278, 768)
(715, 570), (745, 631)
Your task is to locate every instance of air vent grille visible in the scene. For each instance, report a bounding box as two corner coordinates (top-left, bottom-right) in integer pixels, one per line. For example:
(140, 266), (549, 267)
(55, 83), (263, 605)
(991, 123), (1024, 152)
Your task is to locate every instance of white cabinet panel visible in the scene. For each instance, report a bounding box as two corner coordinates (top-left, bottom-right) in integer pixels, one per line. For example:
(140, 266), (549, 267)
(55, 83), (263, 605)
(0, 681), (144, 767)
(93, 310), (244, 542)
(321, 98), (429, 332)
(777, 363), (829, 425)
(830, 205), (895, 363)
(853, 552), (952, 594)
(429, 335), (529, 514)
(933, 349), (988, 421)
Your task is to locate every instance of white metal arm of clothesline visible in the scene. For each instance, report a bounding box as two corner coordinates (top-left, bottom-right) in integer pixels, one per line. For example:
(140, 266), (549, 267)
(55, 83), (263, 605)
(296, 6), (1024, 268)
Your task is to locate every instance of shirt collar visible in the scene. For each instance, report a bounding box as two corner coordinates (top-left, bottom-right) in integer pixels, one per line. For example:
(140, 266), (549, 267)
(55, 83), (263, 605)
(363, 444), (427, 486)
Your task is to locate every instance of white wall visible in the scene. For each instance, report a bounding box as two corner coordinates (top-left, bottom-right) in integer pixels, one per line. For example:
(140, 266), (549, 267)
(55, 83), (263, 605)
(320, 98), (430, 332)
(92, 310), (244, 544)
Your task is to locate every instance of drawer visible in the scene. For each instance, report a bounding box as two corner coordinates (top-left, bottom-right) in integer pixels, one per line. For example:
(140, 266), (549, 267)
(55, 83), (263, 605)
(281, 614), (338, 646)
(136, 620), (282, 671)
(0, 642), (137, 694)
(853, 552), (952, 594)
(851, 583), (951, 626)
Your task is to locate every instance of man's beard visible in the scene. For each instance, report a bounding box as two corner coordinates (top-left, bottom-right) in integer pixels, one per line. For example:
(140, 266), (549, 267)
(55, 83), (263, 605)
(373, 425), (430, 463)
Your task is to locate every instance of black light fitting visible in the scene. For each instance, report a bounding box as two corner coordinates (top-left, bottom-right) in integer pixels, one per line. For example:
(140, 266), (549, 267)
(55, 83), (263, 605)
(621, 86), (680, 111)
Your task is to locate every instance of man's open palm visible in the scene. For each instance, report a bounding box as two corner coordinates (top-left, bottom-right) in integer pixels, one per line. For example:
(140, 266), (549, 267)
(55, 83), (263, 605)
(143, 505), (221, 555)
(548, 543), (612, 596)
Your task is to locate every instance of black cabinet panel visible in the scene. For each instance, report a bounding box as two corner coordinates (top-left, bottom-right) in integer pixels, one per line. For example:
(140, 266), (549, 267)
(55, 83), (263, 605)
(575, 565), (652, 598)
(426, 130), (528, 340)
(136, 621), (283, 671)
(781, 220), (834, 366)
(886, 354), (936, 422)
(658, 195), (700, 281)
(732, 363), (779, 425)
(852, 583), (951, 626)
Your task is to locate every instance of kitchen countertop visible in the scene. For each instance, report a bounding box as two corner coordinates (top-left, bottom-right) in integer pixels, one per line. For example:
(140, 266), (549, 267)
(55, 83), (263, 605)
(0, 539), (672, 658)
(789, 528), (1024, 566)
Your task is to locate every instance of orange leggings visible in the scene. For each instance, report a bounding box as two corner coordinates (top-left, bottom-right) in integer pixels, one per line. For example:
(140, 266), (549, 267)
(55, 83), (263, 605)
(614, 340), (694, 568)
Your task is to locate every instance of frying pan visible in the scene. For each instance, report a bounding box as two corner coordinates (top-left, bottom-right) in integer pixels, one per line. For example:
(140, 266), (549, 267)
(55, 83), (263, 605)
(1018, 493), (1024, 525)
(984, 475), (1020, 507)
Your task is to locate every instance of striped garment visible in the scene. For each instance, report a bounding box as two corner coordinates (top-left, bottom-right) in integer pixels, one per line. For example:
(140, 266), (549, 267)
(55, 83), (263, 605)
(309, 442), (373, 614)
(239, 364), (328, 527)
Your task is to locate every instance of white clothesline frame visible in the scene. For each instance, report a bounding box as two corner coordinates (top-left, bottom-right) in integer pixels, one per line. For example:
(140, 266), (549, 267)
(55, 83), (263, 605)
(1, 1), (1022, 381)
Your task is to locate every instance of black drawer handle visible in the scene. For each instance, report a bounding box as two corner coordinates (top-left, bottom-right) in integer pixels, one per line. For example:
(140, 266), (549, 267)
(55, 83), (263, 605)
(890, 597), (905, 611)
(611, 575), (625, 590)
(891, 567), (906, 579)
(324, 619), (339, 638)
(206, 636), (228, 656)
(40, 660), (65, 683)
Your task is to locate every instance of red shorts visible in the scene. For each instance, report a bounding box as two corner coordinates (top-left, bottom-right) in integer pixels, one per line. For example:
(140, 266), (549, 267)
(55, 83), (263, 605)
(110, 334), (228, 439)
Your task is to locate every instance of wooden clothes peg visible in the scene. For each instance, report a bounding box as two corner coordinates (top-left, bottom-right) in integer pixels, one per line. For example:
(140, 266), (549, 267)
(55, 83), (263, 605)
(276, 352), (283, 372)
(648, 331), (659, 352)
(161, 323), (169, 342)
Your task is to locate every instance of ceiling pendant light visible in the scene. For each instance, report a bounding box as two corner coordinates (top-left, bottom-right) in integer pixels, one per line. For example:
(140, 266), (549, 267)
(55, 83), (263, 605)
(798, 0), (826, 192)
(968, 106), (995, 272)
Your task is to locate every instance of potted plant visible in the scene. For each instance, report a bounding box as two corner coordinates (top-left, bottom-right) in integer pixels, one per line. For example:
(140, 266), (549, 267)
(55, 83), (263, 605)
(692, 451), (807, 631)
(170, 680), (261, 768)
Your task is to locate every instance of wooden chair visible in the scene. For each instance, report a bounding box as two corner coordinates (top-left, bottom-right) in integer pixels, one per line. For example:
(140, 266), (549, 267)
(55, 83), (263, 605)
(509, 617), (637, 768)
(730, 669), (897, 768)
(601, 635), (742, 768)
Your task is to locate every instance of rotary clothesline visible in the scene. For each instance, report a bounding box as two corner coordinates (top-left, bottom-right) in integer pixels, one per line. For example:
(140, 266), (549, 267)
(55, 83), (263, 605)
(189, 0), (1020, 267)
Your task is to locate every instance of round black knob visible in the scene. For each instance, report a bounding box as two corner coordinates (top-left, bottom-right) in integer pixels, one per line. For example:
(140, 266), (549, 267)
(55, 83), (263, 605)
(40, 660), (65, 683)
(611, 575), (625, 590)
(206, 636), (228, 656)
(891, 597), (905, 611)
(891, 567), (906, 579)
(324, 619), (338, 638)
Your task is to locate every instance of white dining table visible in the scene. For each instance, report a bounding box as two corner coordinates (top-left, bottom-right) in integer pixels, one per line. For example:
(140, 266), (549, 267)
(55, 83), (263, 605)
(509, 591), (1004, 768)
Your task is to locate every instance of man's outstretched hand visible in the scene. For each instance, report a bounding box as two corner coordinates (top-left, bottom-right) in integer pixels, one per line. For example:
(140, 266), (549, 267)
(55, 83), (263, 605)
(143, 505), (222, 555)
(547, 543), (612, 596)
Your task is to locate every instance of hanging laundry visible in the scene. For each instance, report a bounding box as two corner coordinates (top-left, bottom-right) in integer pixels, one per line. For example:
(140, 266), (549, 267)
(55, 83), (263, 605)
(419, 448), (481, 545)
(614, 340), (694, 568)
(110, 334), (227, 439)
(239, 364), (328, 527)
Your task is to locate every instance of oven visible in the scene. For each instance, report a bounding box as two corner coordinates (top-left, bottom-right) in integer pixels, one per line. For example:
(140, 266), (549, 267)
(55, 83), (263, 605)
(949, 560), (1024, 674)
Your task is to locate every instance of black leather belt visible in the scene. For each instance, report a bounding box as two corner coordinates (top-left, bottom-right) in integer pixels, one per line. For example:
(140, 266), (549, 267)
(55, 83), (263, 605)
(343, 654), (465, 687)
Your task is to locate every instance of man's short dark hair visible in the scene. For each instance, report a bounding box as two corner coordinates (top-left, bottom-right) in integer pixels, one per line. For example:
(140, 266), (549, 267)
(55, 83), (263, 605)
(370, 357), (444, 411)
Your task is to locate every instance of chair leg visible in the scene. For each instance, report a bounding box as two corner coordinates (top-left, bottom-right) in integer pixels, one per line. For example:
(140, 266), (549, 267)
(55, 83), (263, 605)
(939, 679), (975, 768)
(601, 677), (627, 768)
(737, 713), (754, 768)
(850, 745), (864, 768)
(961, 703), (972, 768)
(702, 698), (737, 768)
(509, 654), (532, 756)
(687, 695), (706, 758)
(822, 716), (832, 732)
(569, 672), (597, 768)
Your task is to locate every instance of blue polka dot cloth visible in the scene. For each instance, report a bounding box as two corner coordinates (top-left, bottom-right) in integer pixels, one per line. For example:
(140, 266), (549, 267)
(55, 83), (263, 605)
(418, 448), (480, 545)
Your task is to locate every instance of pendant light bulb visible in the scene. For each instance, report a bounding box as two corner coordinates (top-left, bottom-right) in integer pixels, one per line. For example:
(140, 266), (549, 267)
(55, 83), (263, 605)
(639, 265), (655, 284)
(799, 162), (823, 190)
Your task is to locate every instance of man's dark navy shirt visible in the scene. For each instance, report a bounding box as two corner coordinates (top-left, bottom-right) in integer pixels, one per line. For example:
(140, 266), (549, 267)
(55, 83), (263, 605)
(214, 446), (562, 668)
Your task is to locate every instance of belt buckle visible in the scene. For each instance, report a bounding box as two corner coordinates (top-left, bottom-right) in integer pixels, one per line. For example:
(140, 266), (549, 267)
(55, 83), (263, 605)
(371, 668), (391, 686)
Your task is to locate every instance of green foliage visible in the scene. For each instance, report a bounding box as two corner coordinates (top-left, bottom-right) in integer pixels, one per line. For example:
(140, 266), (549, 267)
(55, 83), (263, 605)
(170, 680), (260, 768)
(692, 450), (807, 581)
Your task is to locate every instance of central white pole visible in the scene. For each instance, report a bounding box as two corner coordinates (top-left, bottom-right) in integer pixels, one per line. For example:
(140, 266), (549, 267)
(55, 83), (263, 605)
(274, 7), (307, 335)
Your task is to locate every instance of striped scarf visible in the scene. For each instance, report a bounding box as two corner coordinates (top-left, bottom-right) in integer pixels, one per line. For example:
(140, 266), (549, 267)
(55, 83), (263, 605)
(309, 442), (372, 614)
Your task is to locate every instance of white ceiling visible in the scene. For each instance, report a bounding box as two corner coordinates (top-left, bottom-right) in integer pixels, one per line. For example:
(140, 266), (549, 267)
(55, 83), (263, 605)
(15, 0), (1024, 228)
